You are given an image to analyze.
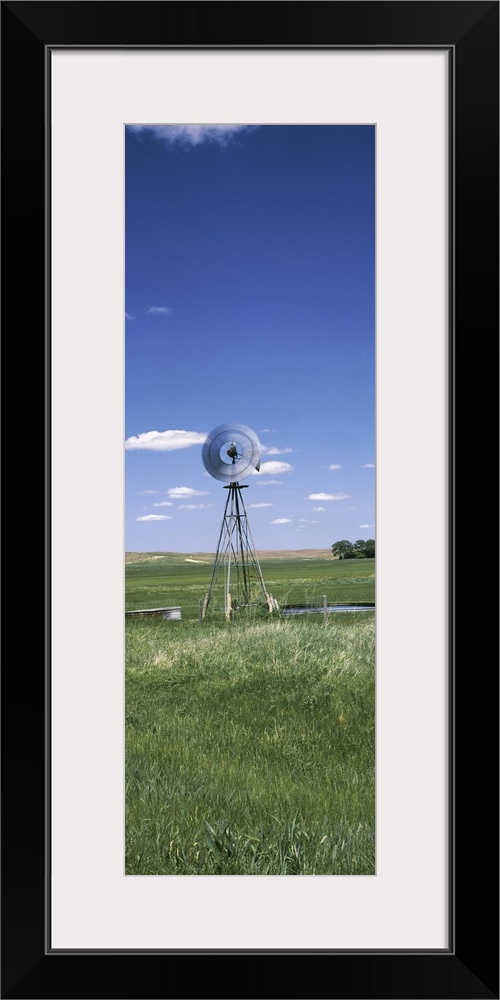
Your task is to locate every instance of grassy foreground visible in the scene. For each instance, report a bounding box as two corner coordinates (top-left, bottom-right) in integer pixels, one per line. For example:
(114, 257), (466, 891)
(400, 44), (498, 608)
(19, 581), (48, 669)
(126, 594), (375, 875)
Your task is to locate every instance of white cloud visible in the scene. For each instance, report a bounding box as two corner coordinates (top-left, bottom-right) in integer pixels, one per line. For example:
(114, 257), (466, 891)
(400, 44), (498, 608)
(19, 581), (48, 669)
(167, 486), (210, 499)
(135, 514), (172, 522)
(257, 461), (293, 476)
(308, 492), (351, 501)
(125, 430), (206, 451)
(312, 506), (326, 511)
(249, 503), (272, 508)
(125, 312), (134, 320)
(136, 490), (159, 495)
(271, 518), (292, 524)
(361, 463), (375, 469)
(328, 464), (342, 470)
(255, 479), (282, 486)
(152, 501), (173, 507)
(128, 124), (258, 147)
(178, 504), (213, 510)
(261, 446), (294, 456)
(360, 524), (374, 529)
(147, 306), (172, 316)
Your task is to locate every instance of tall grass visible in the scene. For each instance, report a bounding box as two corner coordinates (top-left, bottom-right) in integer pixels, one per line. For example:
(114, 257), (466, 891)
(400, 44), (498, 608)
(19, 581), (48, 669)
(126, 613), (375, 875)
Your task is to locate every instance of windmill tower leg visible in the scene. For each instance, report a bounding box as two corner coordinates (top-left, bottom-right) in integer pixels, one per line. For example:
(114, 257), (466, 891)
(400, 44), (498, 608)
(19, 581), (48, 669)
(202, 485), (233, 618)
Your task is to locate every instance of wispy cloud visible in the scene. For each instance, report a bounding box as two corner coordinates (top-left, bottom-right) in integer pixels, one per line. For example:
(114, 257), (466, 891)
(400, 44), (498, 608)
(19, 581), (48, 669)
(147, 306), (172, 316)
(128, 124), (258, 148)
(152, 501), (173, 507)
(271, 518), (292, 524)
(308, 492), (351, 501)
(328, 464), (342, 470)
(249, 503), (273, 508)
(360, 524), (375, 529)
(361, 463), (375, 469)
(257, 461), (293, 476)
(167, 486), (210, 499)
(261, 446), (294, 456)
(125, 430), (206, 451)
(256, 479), (282, 486)
(135, 514), (172, 522)
(136, 490), (159, 495)
(125, 312), (135, 320)
(312, 506), (326, 511)
(178, 504), (213, 510)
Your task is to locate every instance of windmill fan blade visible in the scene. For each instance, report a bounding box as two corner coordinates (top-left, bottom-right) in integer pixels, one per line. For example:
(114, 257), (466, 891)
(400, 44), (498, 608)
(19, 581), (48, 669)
(202, 422), (261, 483)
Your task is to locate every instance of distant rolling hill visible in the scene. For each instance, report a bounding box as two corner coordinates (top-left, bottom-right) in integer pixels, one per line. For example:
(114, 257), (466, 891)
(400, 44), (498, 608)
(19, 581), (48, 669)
(125, 549), (334, 564)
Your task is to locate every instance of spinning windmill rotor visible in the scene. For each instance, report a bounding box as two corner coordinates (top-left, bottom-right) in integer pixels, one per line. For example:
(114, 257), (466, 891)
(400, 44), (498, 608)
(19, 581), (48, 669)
(202, 423), (261, 483)
(201, 422), (277, 620)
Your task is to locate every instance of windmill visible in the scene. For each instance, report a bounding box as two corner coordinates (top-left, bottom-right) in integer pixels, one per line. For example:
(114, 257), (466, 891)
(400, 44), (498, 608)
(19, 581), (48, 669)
(201, 422), (278, 620)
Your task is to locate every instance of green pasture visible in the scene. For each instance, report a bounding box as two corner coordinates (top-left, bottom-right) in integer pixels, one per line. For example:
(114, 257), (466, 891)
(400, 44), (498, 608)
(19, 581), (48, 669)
(125, 551), (375, 875)
(125, 550), (375, 617)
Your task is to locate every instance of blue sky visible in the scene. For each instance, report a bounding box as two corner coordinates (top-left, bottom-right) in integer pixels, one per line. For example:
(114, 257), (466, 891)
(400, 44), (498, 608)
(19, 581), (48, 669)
(125, 124), (375, 553)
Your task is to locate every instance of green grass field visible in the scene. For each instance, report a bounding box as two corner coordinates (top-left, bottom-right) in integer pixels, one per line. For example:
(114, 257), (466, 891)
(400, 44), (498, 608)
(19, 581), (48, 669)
(125, 551), (375, 875)
(125, 549), (375, 616)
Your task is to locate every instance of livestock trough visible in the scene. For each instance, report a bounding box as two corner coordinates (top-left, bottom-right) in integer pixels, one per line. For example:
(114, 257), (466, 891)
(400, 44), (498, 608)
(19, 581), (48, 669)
(282, 603), (375, 616)
(125, 607), (182, 620)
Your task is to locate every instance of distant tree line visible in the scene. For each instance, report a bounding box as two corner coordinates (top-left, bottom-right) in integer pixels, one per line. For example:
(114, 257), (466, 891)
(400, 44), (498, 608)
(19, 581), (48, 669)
(331, 539), (375, 559)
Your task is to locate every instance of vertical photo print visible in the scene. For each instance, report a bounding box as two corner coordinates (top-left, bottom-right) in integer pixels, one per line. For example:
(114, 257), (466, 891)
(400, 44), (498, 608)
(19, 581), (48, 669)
(124, 124), (375, 876)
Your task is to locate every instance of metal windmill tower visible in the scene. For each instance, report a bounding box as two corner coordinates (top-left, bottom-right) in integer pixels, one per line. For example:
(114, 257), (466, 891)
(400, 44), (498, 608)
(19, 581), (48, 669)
(201, 423), (278, 620)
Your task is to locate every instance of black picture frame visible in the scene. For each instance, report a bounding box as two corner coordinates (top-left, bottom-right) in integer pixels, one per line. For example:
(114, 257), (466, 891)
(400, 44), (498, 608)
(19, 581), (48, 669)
(1, 2), (498, 998)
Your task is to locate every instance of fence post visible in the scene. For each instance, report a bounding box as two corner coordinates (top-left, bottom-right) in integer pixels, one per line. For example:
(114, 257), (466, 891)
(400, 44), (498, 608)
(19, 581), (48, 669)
(199, 598), (203, 626)
(323, 594), (328, 624)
